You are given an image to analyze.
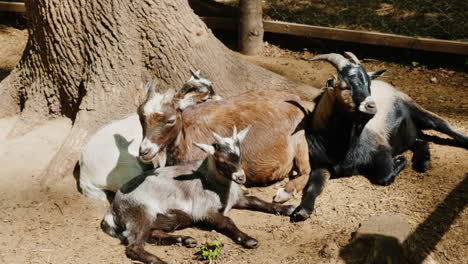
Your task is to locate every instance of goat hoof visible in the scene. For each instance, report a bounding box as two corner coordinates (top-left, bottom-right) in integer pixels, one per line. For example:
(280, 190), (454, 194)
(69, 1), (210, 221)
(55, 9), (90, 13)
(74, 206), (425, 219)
(242, 237), (259, 249)
(376, 177), (394, 186)
(273, 188), (294, 203)
(183, 237), (197, 248)
(290, 206), (311, 222)
(280, 205), (296, 216)
(413, 160), (430, 173)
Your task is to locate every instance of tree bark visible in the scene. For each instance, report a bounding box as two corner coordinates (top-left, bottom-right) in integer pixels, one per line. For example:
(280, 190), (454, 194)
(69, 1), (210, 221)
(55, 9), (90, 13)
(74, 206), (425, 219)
(238, 0), (264, 55)
(0, 0), (319, 182)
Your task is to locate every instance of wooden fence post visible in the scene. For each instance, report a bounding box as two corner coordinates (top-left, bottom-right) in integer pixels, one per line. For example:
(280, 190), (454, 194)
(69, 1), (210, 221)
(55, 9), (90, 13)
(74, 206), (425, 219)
(238, 0), (264, 55)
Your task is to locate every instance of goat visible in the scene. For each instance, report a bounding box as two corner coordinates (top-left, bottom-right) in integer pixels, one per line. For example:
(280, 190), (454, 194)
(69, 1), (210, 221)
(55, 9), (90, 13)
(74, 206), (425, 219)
(101, 126), (295, 264)
(290, 52), (468, 221)
(78, 70), (221, 201)
(137, 83), (318, 204)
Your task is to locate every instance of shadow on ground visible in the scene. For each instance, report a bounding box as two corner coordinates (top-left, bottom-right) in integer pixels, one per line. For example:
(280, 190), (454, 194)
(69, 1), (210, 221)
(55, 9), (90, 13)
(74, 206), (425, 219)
(340, 175), (467, 263)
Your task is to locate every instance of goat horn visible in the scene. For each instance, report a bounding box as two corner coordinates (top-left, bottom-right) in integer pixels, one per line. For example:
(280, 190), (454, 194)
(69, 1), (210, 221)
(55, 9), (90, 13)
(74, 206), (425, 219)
(344, 52), (360, 65)
(212, 131), (224, 144)
(144, 80), (157, 97)
(309, 53), (350, 71)
(190, 69), (201, 79)
(232, 126), (237, 137)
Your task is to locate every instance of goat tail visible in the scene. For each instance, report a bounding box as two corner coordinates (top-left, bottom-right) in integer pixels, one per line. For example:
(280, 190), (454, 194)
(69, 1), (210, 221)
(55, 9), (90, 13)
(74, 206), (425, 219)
(407, 102), (468, 149)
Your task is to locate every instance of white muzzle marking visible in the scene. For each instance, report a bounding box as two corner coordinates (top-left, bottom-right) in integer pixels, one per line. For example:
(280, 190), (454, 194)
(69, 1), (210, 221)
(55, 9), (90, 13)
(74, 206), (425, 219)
(358, 96), (377, 115)
(232, 169), (246, 185)
(139, 138), (160, 162)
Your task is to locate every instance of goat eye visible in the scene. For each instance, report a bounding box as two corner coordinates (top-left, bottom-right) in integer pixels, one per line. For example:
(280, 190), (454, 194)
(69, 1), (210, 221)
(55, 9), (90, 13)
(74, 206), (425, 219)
(166, 118), (176, 126)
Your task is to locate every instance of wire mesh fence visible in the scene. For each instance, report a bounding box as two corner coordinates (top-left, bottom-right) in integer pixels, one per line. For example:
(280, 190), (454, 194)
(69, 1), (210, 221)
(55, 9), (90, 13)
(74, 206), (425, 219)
(262, 0), (467, 41)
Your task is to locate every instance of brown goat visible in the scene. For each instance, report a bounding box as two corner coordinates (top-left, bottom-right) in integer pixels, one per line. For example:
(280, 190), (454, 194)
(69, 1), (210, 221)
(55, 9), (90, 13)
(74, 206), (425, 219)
(138, 85), (315, 203)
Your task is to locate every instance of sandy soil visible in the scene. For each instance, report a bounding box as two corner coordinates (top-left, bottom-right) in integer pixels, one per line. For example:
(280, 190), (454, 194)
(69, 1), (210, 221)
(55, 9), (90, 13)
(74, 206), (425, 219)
(0, 27), (467, 264)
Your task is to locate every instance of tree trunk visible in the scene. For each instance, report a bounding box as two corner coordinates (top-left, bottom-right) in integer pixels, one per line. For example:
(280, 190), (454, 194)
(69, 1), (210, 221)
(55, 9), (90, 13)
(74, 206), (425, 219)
(0, 0), (319, 182)
(238, 0), (264, 55)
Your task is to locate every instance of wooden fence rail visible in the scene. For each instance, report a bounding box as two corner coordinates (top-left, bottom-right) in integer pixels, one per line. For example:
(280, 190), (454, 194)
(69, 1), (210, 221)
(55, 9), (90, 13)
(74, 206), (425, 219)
(1, 1), (467, 55)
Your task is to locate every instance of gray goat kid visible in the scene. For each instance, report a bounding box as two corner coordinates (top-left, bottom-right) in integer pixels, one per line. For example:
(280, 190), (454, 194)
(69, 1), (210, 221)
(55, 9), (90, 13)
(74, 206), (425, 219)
(101, 126), (295, 264)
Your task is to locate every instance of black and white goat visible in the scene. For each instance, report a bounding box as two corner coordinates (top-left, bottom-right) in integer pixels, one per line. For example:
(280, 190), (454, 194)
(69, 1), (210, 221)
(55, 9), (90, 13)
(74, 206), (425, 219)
(101, 126), (295, 264)
(291, 52), (468, 221)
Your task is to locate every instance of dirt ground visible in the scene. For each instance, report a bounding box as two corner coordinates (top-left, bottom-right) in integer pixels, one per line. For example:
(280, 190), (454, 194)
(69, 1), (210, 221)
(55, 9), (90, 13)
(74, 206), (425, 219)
(0, 26), (467, 264)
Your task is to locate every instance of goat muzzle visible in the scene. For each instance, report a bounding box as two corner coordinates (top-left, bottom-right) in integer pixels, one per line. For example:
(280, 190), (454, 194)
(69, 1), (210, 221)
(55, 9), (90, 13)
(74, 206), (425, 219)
(358, 97), (377, 115)
(232, 170), (246, 185)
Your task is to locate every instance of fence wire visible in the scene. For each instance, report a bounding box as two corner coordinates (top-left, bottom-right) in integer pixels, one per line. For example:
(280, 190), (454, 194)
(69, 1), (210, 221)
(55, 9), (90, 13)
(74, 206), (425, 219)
(262, 0), (467, 41)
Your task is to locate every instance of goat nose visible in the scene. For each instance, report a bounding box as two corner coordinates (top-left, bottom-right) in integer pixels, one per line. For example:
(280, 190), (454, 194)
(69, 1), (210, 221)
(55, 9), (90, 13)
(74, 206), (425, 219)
(363, 99), (377, 115)
(139, 147), (150, 156)
(366, 100), (376, 110)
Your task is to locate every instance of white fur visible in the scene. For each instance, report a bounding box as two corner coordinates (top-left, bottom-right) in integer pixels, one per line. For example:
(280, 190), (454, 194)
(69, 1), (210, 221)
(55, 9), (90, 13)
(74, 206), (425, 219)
(142, 90), (174, 116)
(365, 80), (400, 139)
(117, 158), (243, 225)
(79, 114), (147, 200)
(79, 114), (166, 200)
(139, 138), (160, 161)
(178, 94), (198, 111)
(104, 132), (248, 241)
(358, 96), (376, 114)
(188, 75), (212, 90)
(273, 187), (295, 203)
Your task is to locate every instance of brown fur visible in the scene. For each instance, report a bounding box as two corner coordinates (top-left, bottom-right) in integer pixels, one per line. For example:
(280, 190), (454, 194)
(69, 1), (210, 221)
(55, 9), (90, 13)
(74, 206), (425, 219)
(163, 90), (313, 187)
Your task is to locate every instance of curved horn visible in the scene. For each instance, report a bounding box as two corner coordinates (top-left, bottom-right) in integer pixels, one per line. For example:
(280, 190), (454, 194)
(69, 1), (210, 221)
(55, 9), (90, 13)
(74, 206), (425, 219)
(212, 131), (224, 144)
(344, 52), (360, 65)
(232, 126), (237, 137)
(309, 53), (350, 71)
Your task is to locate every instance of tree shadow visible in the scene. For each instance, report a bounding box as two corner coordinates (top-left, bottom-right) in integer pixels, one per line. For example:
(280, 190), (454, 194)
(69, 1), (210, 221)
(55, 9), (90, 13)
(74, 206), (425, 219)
(339, 174), (467, 263)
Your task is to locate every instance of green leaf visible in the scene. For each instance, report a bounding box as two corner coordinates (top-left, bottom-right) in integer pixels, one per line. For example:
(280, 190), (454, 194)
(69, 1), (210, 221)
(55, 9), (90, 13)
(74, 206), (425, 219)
(195, 238), (223, 261)
(411, 61), (420, 67)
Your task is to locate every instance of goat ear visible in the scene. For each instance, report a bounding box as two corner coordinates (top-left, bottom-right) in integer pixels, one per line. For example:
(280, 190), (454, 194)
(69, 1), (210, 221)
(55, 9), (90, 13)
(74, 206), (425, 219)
(369, 69), (387, 80)
(193, 143), (215, 155)
(236, 125), (251, 143)
(326, 78), (336, 91)
(212, 131), (225, 144)
(144, 80), (157, 96)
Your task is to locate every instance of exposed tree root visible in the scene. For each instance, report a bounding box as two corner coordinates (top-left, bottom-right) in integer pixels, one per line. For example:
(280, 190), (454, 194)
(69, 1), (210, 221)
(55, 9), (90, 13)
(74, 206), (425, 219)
(0, 72), (20, 119)
(39, 111), (92, 186)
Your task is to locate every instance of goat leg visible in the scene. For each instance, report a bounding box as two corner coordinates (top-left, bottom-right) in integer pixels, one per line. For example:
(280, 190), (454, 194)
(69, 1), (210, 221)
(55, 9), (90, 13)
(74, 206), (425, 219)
(202, 211), (258, 249)
(148, 230), (197, 248)
(290, 169), (330, 222)
(152, 209), (194, 232)
(371, 149), (406, 186)
(234, 196), (295, 216)
(126, 243), (167, 264)
(125, 229), (167, 264)
(410, 139), (430, 172)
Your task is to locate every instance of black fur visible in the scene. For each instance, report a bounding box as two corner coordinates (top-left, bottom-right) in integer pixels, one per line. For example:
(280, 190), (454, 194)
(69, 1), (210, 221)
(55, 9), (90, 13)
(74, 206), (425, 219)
(294, 63), (468, 222)
(339, 64), (371, 105)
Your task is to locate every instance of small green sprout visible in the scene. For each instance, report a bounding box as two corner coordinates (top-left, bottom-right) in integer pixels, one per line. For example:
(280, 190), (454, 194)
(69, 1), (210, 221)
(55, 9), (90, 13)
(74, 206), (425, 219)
(411, 61), (420, 67)
(195, 238), (223, 261)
